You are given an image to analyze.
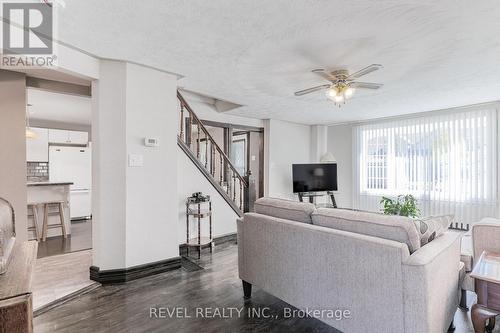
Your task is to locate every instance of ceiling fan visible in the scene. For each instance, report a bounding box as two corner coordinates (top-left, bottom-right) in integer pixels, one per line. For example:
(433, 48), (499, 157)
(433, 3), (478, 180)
(294, 64), (383, 107)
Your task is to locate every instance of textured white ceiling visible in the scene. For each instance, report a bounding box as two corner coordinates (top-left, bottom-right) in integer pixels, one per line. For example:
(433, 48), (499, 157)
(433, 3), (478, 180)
(56, 0), (500, 125)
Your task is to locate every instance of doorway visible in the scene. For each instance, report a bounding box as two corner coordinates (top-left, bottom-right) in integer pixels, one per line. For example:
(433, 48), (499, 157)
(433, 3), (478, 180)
(26, 81), (93, 258)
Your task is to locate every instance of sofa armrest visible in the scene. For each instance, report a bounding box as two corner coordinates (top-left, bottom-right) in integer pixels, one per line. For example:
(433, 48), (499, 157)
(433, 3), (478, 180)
(472, 218), (500, 259)
(402, 232), (461, 333)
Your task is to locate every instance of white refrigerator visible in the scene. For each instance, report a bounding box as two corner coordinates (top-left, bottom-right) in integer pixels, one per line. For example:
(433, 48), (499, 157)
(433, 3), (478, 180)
(49, 145), (92, 220)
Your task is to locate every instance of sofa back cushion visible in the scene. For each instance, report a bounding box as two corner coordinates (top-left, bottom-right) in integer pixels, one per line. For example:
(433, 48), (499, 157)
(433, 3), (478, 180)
(254, 197), (316, 224)
(312, 208), (421, 253)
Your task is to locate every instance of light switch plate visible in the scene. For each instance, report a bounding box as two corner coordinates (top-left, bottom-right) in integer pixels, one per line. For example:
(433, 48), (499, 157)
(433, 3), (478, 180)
(128, 154), (144, 167)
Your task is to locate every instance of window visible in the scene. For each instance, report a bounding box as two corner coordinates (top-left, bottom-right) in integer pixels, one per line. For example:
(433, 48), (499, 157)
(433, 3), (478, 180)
(231, 135), (247, 176)
(353, 108), (498, 222)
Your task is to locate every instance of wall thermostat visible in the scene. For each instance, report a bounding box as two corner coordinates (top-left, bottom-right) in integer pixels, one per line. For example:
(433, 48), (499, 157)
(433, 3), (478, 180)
(144, 138), (159, 147)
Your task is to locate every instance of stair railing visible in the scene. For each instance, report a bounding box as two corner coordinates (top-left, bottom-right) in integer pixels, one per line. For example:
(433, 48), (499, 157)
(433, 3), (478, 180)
(177, 91), (248, 211)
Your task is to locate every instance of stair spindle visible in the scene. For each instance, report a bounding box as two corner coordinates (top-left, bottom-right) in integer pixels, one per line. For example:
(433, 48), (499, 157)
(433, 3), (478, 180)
(205, 132), (208, 169)
(211, 143), (215, 177)
(219, 153), (223, 186)
(239, 179), (243, 210)
(196, 121), (200, 159)
(227, 167), (231, 196)
(233, 172), (236, 201)
(180, 103), (184, 140)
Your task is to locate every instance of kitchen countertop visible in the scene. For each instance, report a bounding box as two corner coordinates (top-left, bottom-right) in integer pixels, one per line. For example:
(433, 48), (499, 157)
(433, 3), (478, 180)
(27, 182), (74, 187)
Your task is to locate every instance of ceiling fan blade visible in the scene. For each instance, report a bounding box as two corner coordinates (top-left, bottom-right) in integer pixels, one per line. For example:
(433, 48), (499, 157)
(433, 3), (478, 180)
(311, 69), (335, 82)
(294, 84), (330, 96)
(347, 64), (383, 79)
(350, 82), (383, 89)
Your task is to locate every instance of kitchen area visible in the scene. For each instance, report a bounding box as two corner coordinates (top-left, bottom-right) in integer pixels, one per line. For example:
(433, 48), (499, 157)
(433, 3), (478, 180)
(25, 83), (93, 258)
(16, 74), (99, 314)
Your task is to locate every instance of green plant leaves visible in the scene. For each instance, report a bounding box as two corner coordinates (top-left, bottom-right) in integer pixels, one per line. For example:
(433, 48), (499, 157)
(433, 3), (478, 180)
(380, 194), (420, 218)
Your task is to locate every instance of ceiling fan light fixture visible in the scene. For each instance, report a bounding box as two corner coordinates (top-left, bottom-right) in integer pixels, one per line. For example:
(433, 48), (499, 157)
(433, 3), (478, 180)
(344, 87), (354, 98)
(295, 64), (383, 108)
(333, 94), (344, 103)
(326, 86), (338, 99)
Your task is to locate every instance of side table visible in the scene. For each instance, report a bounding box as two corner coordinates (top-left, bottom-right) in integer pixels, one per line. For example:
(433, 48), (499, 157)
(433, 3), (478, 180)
(186, 197), (213, 259)
(470, 251), (500, 333)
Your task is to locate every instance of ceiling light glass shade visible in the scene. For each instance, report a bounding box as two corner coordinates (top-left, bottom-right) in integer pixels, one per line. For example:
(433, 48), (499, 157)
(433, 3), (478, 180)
(326, 86), (338, 99)
(26, 127), (38, 139)
(334, 95), (344, 103)
(344, 87), (354, 98)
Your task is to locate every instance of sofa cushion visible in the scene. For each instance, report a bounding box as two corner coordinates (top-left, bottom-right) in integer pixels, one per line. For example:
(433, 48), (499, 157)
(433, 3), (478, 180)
(413, 215), (453, 246)
(312, 208), (421, 252)
(254, 197), (316, 224)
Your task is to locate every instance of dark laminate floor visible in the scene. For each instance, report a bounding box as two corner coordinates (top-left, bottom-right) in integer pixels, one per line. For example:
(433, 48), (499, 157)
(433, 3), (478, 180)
(34, 242), (498, 333)
(37, 219), (92, 259)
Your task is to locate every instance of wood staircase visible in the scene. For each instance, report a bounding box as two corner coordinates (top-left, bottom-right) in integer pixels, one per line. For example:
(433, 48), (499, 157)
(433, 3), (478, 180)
(177, 91), (248, 217)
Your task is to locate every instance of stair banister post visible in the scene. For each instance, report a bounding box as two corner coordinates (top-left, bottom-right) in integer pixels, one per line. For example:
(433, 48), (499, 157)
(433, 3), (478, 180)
(244, 171), (255, 213)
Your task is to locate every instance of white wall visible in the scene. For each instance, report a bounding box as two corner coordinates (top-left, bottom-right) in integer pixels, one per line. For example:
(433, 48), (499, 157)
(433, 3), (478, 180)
(327, 124), (354, 208)
(265, 119), (311, 199)
(177, 149), (239, 243)
(0, 70), (28, 241)
(92, 60), (179, 270)
(124, 63), (179, 267)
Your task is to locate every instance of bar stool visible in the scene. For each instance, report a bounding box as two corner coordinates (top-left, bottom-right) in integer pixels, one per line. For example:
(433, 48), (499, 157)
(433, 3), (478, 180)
(27, 203), (40, 241)
(42, 201), (67, 241)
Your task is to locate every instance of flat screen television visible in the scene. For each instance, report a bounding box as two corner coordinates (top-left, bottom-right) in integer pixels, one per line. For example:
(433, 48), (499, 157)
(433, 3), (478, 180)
(292, 163), (338, 193)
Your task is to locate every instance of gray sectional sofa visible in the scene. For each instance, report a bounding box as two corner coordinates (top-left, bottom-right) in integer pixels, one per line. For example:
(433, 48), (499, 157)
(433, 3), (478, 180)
(237, 197), (463, 333)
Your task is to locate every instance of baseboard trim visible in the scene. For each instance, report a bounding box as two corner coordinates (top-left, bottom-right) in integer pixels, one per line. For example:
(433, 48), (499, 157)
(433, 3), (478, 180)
(179, 233), (237, 254)
(90, 256), (182, 284)
(213, 232), (237, 245)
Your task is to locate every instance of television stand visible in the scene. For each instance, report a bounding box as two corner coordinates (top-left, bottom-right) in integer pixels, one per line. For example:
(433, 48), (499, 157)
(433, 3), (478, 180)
(298, 192), (337, 208)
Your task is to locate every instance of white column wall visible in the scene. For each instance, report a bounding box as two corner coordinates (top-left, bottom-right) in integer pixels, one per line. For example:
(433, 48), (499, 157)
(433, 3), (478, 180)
(124, 63), (179, 267)
(0, 70), (28, 241)
(310, 125), (328, 162)
(92, 60), (179, 270)
(91, 61), (127, 269)
(327, 124), (354, 208)
(264, 119), (311, 200)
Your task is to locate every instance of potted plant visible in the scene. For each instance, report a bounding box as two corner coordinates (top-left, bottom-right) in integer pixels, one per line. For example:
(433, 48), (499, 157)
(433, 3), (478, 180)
(380, 194), (420, 218)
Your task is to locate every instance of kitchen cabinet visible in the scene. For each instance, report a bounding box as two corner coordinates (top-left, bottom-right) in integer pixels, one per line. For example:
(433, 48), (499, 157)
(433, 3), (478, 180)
(48, 129), (88, 145)
(69, 131), (89, 145)
(26, 127), (49, 162)
(48, 128), (68, 143)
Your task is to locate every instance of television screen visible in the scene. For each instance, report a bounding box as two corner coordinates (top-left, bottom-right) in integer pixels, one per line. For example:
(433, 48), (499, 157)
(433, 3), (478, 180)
(292, 163), (338, 193)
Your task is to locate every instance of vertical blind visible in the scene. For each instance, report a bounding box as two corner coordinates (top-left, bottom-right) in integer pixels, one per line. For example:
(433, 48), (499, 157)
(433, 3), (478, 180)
(353, 107), (499, 223)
